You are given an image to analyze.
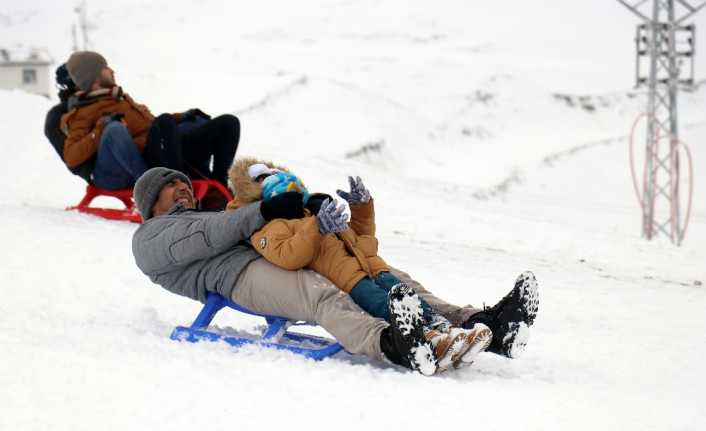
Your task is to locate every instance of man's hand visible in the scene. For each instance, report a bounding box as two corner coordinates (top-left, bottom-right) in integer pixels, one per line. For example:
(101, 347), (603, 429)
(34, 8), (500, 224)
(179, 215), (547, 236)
(336, 176), (371, 205)
(183, 108), (211, 121)
(317, 198), (348, 235)
(97, 112), (125, 127)
(260, 192), (305, 221)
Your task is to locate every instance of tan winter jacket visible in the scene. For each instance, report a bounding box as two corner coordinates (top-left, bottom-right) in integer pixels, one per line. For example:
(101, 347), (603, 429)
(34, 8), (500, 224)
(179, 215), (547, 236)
(227, 158), (388, 293)
(60, 86), (155, 168)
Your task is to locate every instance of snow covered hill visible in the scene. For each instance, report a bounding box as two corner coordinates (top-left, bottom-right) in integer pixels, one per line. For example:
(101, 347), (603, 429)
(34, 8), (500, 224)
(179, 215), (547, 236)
(1, 1), (705, 430)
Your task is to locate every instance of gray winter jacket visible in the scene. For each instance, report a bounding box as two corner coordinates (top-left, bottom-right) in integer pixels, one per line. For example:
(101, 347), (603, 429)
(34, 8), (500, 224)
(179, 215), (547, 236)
(131, 202), (266, 303)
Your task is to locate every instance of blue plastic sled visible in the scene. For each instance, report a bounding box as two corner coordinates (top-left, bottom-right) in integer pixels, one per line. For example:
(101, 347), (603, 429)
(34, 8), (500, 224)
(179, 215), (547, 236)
(170, 293), (344, 360)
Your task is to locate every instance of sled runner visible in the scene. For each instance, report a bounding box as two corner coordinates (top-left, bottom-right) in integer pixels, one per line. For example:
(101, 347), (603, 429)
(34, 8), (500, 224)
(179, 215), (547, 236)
(67, 179), (233, 223)
(170, 293), (344, 360)
(66, 185), (142, 223)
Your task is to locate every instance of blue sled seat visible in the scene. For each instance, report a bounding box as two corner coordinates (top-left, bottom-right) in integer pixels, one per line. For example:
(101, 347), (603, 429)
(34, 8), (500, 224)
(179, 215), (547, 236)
(170, 293), (344, 360)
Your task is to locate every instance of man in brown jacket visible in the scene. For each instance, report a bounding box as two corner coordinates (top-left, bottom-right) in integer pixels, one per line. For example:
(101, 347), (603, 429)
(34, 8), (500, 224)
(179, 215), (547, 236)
(59, 51), (239, 193)
(60, 51), (150, 189)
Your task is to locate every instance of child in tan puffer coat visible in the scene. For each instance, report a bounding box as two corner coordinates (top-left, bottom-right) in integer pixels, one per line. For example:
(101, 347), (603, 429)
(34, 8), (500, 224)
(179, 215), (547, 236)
(227, 157), (492, 371)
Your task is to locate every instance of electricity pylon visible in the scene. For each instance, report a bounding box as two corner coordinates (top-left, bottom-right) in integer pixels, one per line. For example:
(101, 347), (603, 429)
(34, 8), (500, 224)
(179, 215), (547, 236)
(617, 0), (703, 245)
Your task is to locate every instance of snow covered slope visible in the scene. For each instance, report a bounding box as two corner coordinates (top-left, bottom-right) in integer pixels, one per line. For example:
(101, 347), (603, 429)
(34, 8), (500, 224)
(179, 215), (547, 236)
(1, 1), (705, 430)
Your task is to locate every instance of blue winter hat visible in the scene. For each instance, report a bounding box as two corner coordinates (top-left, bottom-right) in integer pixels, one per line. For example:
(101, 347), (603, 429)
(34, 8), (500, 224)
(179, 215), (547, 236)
(261, 171), (310, 205)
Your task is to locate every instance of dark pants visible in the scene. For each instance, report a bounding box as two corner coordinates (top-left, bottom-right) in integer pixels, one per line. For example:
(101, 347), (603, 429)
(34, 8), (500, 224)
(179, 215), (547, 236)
(144, 114), (240, 186)
(349, 271), (434, 323)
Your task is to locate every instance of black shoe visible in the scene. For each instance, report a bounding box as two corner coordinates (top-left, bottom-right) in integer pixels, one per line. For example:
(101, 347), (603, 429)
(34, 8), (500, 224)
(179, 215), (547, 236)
(463, 271), (539, 358)
(384, 283), (438, 376)
(380, 326), (407, 367)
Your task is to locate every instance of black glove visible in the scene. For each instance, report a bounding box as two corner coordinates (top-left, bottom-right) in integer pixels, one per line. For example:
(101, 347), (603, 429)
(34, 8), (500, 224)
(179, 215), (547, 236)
(183, 108), (211, 121)
(260, 192), (305, 221)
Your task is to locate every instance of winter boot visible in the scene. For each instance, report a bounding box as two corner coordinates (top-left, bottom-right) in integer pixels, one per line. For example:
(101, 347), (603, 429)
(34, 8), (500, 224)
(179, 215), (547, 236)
(463, 271), (538, 358)
(425, 324), (493, 372)
(428, 312), (452, 333)
(386, 283), (438, 376)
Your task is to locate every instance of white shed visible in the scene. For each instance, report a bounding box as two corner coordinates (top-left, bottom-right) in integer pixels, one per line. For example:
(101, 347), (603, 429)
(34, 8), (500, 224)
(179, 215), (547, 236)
(0, 48), (53, 98)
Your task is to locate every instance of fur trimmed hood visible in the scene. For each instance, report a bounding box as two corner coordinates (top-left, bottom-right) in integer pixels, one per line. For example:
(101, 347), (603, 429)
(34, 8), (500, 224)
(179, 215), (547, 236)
(227, 157), (290, 209)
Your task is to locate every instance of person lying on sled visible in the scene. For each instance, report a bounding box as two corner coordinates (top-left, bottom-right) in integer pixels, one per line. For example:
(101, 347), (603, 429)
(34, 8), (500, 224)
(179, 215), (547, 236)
(228, 158), (494, 371)
(132, 167), (539, 376)
(57, 51), (238, 209)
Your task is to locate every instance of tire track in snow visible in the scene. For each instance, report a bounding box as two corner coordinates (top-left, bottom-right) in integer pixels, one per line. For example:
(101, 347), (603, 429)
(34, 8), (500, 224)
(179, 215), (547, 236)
(232, 75), (309, 116)
(469, 134), (623, 200)
(470, 134), (622, 200)
(472, 119), (706, 200)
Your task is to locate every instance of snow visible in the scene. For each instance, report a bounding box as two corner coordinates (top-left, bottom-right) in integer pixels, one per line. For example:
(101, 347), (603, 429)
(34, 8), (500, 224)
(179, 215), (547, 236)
(410, 343), (436, 377)
(507, 322), (529, 359)
(1, 1), (706, 430)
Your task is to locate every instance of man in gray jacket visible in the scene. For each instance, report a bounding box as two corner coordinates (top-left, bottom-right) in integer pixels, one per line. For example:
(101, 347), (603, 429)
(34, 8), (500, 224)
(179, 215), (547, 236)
(131, 167), (539, 375)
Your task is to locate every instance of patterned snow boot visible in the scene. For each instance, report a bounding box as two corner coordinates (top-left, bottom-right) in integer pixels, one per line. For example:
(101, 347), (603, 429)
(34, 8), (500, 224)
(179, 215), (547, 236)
(463, 271), (539, 358)
(386, 283), (438, 376)
(425, 324), (493, 372)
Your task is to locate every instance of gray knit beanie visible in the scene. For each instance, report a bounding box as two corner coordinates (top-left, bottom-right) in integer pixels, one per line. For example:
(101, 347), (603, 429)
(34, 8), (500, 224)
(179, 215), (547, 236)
(134, 167), (192, 220)
(66, 51), (108, 91)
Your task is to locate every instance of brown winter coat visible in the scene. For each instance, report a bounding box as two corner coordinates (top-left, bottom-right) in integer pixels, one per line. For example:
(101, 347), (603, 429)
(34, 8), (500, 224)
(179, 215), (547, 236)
(60, 86), (155, 168)
(227, 158), (389, 293)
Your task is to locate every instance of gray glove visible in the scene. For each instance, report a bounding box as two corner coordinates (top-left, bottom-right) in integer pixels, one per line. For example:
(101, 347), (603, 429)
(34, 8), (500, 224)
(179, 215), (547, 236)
(317, 198), (348, 235)
(336, 176), (371, 205)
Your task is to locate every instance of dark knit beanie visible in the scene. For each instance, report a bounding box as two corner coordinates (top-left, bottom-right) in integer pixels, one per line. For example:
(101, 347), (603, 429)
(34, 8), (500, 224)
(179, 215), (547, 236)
(134, 167), (192, 220)
(66, 51), (107, 91)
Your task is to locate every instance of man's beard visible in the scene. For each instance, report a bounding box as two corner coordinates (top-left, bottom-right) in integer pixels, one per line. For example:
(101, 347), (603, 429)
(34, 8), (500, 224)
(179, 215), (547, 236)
(98, 75), (115, 88)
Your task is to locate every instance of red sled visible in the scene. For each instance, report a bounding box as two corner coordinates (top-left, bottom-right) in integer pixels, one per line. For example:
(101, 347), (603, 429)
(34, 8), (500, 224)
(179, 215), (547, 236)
(67, 179), (233, 223)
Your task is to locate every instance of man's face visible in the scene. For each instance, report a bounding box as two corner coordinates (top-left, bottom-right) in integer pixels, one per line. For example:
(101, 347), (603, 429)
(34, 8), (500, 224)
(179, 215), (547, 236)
(151, 178), (195, 217)
(97, 66), (116, 88)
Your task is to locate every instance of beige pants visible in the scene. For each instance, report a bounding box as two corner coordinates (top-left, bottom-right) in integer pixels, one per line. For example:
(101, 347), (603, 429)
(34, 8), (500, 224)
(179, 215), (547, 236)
(233, 258), (388, 360)
(232, 259), (481, 362)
